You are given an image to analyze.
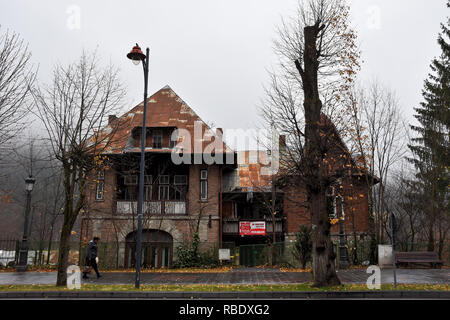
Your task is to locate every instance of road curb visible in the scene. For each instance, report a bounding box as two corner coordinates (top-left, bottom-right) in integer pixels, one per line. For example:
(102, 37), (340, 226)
(0, 291), (449, 299)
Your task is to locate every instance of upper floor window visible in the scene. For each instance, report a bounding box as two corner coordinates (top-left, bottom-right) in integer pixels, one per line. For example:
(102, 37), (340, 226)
(200, 169), (208, 201)
(158, 175), (169, 200)
(326, 186), (337, 219)
(124, 175), (138, 186)
(152, 130), (162, 148)
(174, 175), (188, 185)
(96, 170), (105, 201)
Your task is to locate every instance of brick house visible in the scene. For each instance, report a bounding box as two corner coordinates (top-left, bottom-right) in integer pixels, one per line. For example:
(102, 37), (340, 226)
(81, 86), (375, 268)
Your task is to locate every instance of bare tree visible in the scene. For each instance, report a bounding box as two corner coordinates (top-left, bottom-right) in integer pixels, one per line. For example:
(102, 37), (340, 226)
(0, 28), (36, 149)
(262, 0), (360, 286)
(347, 81), (407, 262)
(32, 51), (125, 286)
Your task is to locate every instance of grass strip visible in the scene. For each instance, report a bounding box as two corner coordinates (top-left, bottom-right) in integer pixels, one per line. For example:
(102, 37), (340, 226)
(0, 283), (448, 292)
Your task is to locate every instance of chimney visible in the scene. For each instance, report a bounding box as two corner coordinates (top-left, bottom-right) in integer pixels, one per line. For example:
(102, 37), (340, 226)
(216, 128), (224, 152)
(108, 115), (118, 125)
(279, 135), (286, 148)
(278, 135), (287, 170)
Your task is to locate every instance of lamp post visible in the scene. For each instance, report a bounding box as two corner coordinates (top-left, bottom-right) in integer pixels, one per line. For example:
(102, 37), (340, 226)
(390, 212), (397, 288)
(127, 43), (149, 289)
(16, 175), (36, 272)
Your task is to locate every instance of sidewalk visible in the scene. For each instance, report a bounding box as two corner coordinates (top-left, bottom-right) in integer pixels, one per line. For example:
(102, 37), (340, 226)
(0, 268), (448, 285)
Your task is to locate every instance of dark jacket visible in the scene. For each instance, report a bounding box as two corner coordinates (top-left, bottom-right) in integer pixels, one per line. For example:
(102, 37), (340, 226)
(85, 240), (98, 260)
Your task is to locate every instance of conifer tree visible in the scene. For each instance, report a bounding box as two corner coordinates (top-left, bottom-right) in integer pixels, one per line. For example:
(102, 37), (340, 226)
(408, 1), (449, 252)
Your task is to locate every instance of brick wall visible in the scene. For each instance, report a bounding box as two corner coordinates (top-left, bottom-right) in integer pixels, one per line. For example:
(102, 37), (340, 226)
(283, 180), (370, 236)
(82, 161), (221, 246)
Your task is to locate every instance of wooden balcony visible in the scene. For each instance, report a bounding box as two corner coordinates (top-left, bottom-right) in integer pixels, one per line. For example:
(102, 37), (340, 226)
(116, 200), (187, 215)
(222, 218), (284, 235)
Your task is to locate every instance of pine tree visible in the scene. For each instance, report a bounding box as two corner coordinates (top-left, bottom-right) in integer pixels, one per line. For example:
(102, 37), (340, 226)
(408, 1), (450, 253)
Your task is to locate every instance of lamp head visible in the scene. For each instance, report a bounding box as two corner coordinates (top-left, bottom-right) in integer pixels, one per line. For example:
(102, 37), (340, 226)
(127, 43), (146, 65)
(25, 175), (35, 192)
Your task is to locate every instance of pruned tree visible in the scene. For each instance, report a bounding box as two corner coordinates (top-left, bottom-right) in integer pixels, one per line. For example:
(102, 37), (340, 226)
(262, 0), (360, 286)
(32, 51), (125, 286)
(0, 28), (36, 149)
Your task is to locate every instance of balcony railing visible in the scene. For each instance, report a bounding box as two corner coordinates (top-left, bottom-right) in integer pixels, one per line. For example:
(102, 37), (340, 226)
(222, 218), (284, 235)
(116, 200), (186, 215)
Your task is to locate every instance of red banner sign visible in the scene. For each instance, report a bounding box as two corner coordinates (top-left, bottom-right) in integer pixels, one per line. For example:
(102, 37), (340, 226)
(239, 221), (266, 236)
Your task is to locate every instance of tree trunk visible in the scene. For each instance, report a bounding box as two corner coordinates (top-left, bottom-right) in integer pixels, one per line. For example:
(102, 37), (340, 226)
(46, 222), (54, 265)
(299, 25), (340, 287)
(56, 222), (72, 286)
(310, 191), (340, 287)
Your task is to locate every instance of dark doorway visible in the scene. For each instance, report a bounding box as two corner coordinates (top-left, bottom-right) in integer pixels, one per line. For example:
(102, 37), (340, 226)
(125, 229), (173, 268)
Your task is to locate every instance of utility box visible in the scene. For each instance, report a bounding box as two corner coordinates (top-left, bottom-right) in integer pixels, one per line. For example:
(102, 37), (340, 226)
(378, 245), (393, 268)
(219, 249), (231, 261)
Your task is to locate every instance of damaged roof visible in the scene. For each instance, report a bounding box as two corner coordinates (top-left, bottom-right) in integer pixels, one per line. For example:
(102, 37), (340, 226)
(94, 85), (234, 155)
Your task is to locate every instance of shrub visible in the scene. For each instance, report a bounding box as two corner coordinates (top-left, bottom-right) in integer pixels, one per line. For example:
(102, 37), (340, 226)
(292, 225), (312, 269)
(173, 233), (219, 268)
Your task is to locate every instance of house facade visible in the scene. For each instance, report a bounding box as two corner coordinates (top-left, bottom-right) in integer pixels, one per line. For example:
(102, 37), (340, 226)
(80, 86), (374, 268)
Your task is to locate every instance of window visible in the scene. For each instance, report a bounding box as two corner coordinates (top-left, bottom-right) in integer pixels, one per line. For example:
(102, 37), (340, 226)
(144, 185), (152, 201)
(144, 175), (153, 185)
(144, 174), (152, 201)
(200, 169), (208, 200)
(327, 187), (337, 219)
(159, 185), (169, 200)
(158, 175), (169, 200)
(159, 175), (169, 184)
(174, 175), (187, 185)
(170, 130), (178, 148)
(124, 175), (138, 185)
(173, 186), (186, 201)
(152, 130), (162, 148)
(95, 170), (105, 200)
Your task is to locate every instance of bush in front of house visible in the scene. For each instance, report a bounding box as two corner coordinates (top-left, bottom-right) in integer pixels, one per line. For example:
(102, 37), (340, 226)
(172, 233), (219, 268)
(292, 225), (312, 269)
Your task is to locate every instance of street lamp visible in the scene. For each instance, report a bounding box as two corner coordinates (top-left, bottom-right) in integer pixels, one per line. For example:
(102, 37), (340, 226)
(127, 43), (149, 289)
(16, 175), (36, 272)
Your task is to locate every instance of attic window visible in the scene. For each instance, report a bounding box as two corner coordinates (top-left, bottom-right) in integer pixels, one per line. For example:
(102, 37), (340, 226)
(170, 129), (178, 148)
(152, 130), (162, 148)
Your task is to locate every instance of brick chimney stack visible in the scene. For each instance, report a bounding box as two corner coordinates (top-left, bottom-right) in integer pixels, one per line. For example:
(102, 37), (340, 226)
(108, 115), (118, 124)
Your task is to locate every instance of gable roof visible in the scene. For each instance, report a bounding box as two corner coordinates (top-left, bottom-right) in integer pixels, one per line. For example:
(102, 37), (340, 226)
(96, 86), (233, 155)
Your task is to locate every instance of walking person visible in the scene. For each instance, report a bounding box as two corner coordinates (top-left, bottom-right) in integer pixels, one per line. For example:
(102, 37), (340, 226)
(82, 236), (102, 279)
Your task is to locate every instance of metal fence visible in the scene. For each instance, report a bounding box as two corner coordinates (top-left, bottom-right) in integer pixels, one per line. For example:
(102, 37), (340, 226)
(0, 238), (18, 267)
(1, 238), (449, 269)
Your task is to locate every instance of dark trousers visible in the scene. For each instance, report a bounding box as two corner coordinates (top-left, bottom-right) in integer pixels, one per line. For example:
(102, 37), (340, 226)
(83, 257), (100, 277)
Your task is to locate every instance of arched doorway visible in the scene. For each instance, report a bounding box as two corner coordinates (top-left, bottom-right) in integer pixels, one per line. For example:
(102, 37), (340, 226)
(125, 229), (173, 268)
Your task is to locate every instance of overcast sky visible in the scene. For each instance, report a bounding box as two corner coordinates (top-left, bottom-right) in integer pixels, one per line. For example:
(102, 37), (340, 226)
(0, 0), (447, 141)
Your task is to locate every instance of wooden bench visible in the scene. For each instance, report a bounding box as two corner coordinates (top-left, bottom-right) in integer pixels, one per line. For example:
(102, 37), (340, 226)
(395, 251), (443, 268)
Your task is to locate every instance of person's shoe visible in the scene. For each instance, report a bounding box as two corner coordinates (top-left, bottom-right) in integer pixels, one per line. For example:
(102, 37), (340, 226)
(97, 274), (102, 278)
(82, 274), (89, 279)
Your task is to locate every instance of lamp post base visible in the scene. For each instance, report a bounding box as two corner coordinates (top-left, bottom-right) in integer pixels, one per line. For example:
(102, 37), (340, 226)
(338, 259), (350, 270)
